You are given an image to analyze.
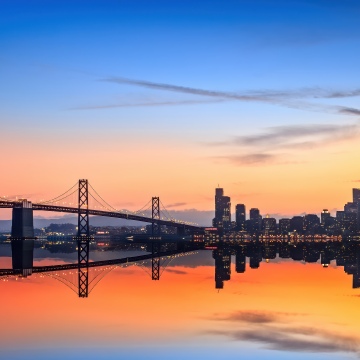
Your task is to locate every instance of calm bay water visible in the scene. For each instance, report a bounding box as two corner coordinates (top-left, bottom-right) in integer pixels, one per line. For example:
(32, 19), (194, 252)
(0, 241), (359, 360)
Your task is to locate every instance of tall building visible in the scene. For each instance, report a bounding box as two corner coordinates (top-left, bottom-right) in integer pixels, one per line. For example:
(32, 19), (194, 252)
(290, 216), (304, 233)
(262, 216), (277, 234)
(213, 188), (231, 231)
(235, 204), (246, 230)
(250, 208), (260, 220)
(304, 214), (320, 233)
(249, 208), (262, 232)
(353, 188), (360, 203)
(279, 218), (291, 234)
(321, 209), (330, 225)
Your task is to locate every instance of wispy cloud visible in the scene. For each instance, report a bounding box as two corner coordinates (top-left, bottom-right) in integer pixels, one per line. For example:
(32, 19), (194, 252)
(230, 123), (358, 149)
(215, 153), (279, 166)
(339, 107), (360, 116)
(221, 327), (359, 353)
(213, 310), (306, 324)
(101, 76), (360, 115)
(70, 99), (224, 110)
(208, 122), (359, 166)
(207, 310), (360, 354)
(103, 77), (360, 102)
(165, 269), (188, 275)
(165, 202), (187, 208)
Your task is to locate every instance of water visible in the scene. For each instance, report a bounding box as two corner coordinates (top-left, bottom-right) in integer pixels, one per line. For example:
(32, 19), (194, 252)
(0, 240), (359, 360)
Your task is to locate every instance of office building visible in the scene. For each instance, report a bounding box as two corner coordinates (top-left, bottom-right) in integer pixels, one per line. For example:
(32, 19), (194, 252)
(213, 188), (231, 231)
(235, 204), (246, 230)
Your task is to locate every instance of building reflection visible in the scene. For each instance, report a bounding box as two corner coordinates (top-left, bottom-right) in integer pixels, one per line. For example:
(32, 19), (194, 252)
(211, 240), (360, 290)
(3, 238), (360, 296)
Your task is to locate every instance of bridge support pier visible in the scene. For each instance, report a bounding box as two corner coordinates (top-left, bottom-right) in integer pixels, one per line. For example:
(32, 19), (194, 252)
(10, 200), (35, 276)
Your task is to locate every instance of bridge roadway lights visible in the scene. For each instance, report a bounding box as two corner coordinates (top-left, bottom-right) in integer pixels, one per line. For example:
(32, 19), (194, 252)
(10, 200), (35, 276)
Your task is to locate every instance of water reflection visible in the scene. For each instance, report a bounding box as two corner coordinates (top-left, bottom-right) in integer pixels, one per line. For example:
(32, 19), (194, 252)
(1, 238), (360, 359)
(2, 238), (360, 296)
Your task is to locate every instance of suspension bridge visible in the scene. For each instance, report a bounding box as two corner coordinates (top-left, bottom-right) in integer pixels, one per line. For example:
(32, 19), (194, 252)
(0, 179), (202, 233)
(0, 179), (204, 298)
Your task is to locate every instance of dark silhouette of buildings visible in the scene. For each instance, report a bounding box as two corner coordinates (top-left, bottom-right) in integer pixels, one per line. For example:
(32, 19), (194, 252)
(235, 204), (246, 230)
(213, 188), (231, 232)
(262, 216), (277, 234)
(248, 208), (262, 233)
(279, 218), (290, 234)
(210, 240), (360, 290)
(353, 188), (360, 203)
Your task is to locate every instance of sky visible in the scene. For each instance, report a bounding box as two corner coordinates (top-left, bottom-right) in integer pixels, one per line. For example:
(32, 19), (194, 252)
(1, 0), (360, 222)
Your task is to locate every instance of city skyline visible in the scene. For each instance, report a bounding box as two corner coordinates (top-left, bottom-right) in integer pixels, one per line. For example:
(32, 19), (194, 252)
(1, 0), (360, 220)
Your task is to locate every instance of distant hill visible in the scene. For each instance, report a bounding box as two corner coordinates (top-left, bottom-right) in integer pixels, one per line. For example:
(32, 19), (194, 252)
(0, 209), (214, 232)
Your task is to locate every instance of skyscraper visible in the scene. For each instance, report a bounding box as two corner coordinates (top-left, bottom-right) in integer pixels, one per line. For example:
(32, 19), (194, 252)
(353, 188), (360, 203)
(213, 188), (231, 231)
(321, 209), (330, 225)
(351, 189), (360, 232)
(249, 208), (262, 232)
(262, 216), (277, 234)
(235, 204), (246, 230)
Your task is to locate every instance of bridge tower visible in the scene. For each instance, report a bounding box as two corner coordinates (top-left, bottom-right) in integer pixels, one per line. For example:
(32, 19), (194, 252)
(151, 197), (161, 280)
(76, 179), (90, 298)
(151, 197), (160, 237)
(10, 200), (35, 275)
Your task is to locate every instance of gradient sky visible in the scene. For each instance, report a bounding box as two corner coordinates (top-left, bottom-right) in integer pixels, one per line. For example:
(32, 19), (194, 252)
(1, 0), (360, 221)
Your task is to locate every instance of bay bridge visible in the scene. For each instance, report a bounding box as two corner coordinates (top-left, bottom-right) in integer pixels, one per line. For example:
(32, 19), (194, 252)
(0, 179), (202, 234)
(0, 179), (204, 298)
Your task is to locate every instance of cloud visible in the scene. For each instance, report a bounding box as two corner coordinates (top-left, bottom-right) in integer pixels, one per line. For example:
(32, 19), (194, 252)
(215, 153), (279, 165)
(165, 268), (188, 275)
(213, 310), (307, 324)
(231, 123), (358, 149)
(104, 77), (360, 102)
(206, 310), (360, 354)
(165, 202), (187, 208)
(339, 107), (360, 116)
(207, 123), (360, 167)
(70, 99), (223, 110)
(101, 76), (360, 115)
(352, 180), (360, 183)
(216, 310), (277, 324)
(226, 328), (359, 353)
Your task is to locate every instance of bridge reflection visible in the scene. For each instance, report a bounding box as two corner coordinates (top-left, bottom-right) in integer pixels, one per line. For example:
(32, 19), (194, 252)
(0, 240), (202, 297)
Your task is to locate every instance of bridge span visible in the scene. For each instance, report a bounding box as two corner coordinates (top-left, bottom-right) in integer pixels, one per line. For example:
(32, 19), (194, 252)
(0, 201), (201, 231)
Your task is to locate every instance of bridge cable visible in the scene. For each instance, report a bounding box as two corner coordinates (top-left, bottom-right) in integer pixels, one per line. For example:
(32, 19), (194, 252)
(38, 182), (78, 204)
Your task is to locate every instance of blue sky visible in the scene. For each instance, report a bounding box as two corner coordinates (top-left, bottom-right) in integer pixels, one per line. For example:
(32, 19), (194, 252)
(1, 0), (360, 217)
